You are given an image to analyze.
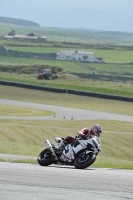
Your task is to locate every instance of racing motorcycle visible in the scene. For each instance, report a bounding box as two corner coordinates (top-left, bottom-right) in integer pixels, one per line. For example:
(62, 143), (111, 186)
(37, 136), (101, 169)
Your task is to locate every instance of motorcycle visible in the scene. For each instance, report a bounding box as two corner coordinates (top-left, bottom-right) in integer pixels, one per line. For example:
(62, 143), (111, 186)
(37, 136), (101, 169)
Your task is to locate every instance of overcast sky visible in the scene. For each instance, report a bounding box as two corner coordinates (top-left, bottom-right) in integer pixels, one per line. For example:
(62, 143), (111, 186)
(0, 0), (133, 32)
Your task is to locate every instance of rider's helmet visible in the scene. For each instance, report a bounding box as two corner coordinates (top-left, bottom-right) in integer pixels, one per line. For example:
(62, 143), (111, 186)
(90, 124), (102, 137)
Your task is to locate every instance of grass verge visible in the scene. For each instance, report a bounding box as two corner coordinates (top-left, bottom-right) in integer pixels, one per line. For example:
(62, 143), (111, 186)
(0, 105), (54, 116)
(0, 156), (133, 170)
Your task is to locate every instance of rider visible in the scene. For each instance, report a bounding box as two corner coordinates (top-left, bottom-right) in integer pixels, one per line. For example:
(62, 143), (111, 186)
(55, 124), (102, 151)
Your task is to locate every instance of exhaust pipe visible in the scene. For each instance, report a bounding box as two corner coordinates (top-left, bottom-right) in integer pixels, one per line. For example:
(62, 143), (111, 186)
(45, 140), (57, 158)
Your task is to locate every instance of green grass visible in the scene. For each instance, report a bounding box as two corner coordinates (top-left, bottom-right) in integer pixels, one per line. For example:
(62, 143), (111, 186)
(6, 46), (133, 63)
(1, 42), (133, 100)
(7, 46), (61, 54)
(1, 54), (133, 75)
(1, 22), (133, 45)
(85, 49), (133, 63)
(93, 156), (133, 169)
(0, 105), (54, 116)
(1, 72), (133, 98)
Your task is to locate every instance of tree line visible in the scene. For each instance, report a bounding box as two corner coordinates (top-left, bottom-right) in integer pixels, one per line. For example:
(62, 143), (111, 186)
(0, 16), (40, 27)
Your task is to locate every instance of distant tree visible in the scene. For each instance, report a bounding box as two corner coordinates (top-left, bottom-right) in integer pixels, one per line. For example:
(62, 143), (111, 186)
(0, 16), (40, 27)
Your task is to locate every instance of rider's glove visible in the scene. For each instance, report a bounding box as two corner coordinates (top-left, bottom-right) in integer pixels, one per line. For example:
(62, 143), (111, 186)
(82, 134), (88, 140)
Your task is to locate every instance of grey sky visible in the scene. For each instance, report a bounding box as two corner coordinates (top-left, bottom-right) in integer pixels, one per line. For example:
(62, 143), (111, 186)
(0, 0), (133, 32)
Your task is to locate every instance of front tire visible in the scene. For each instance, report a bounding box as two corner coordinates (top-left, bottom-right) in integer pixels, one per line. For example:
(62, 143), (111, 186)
(37, 149), (55, 166)
(74, 152), (96, 169)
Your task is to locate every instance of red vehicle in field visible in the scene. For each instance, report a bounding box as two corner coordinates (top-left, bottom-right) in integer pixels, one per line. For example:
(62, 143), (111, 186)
(37, 69), (57, 80)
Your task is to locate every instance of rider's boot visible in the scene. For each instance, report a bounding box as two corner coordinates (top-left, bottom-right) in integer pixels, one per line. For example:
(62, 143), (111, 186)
(54, 140), (65, 155)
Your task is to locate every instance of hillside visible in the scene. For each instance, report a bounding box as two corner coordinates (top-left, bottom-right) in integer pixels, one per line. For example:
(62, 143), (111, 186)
(0, 24), (133, 45)
(0, 16), (40, 27)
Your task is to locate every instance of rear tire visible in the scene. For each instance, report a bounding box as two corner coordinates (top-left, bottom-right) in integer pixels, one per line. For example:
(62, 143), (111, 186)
(74, 152), (96, 169)
(37, 149), (55, 166)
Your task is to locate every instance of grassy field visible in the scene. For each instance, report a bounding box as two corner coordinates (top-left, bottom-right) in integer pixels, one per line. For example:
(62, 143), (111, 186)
(1, 53), (133, 77)
(1, 55), (133, 73)
(0, 105), (54, 116)
(5, 46), (133, 63)
(1, 30), (133, 99)
(0, 86), (133, 169)
(1, 72), (133, 98)
(1, 22), (133, 45)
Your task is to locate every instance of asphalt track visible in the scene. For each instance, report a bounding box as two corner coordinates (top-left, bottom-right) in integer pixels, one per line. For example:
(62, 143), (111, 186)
(0, 98), (133, 200)
(0, 98), (133, 122)
(0, 162), (133, 200)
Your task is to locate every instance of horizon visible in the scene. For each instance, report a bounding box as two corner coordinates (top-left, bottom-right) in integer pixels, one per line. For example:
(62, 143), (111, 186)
(1, 16), (133, 35)
(1, 0), (133, 33)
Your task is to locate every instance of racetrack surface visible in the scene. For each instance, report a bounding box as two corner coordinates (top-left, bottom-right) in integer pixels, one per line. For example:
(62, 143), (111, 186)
(0, 98), (133, 122)
(0, 162), (133, 200)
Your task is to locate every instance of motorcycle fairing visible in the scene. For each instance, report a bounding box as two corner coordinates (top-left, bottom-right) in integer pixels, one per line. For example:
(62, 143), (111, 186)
(60, 137), (100, 162)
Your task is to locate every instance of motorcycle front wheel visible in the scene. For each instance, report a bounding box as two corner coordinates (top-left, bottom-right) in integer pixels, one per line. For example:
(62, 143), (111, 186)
(37, 149), (55, 166)
(74, 152), (96, 169)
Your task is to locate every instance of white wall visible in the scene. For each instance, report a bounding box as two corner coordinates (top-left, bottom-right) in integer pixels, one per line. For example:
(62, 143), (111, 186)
(56, 51), (96, 62)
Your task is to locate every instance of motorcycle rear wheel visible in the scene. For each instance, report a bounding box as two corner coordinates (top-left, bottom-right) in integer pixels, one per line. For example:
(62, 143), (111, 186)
(37, 149), (55, 166)
(74, 152), (96, 169)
